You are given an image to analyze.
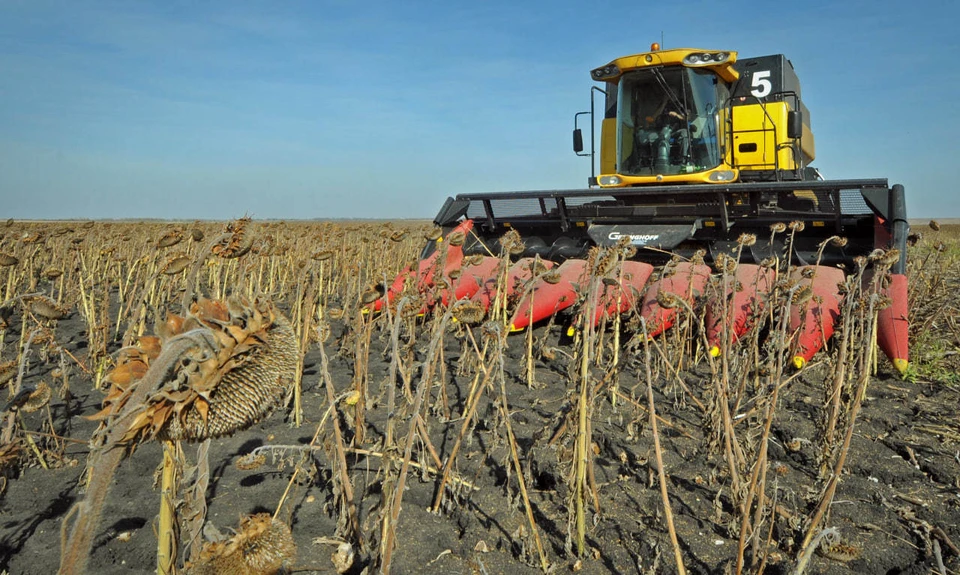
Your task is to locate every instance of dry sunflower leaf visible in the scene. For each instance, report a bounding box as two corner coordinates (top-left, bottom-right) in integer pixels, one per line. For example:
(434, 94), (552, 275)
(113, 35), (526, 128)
(0, 360), (18, 386)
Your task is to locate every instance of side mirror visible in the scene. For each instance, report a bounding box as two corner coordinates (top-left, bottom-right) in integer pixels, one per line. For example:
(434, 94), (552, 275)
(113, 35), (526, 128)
(573, 129), (584, 153)
(787, 111), (802, 139)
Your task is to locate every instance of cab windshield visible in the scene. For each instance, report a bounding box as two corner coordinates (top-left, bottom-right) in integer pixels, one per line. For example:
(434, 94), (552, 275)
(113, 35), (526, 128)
(616, 67), (723, 176)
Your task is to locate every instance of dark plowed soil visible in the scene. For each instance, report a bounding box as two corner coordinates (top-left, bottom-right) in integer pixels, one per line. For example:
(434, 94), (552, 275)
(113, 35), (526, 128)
(2, 308), (958, 575)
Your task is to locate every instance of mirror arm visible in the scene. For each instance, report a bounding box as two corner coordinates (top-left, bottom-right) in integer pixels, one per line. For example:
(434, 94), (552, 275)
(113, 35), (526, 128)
(573, 86), (608, 186)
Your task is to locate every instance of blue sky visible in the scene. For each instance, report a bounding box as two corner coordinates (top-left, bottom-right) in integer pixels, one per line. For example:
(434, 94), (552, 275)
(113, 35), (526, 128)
(1, 0), (956, 220)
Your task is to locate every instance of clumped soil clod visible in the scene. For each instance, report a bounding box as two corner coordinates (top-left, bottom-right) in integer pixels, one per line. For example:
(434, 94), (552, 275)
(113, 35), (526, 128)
(0, 219), (957, 575)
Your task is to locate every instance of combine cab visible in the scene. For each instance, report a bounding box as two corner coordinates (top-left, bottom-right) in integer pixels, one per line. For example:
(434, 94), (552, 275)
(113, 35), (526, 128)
(377, 44), (909, 374)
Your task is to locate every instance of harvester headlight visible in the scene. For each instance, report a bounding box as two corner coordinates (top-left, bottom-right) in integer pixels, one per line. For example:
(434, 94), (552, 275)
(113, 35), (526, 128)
(684, 52), (729, 66)
(598, 175), (622, 186)
(591, 64), (621, 80)
(708, 170), (736, 182)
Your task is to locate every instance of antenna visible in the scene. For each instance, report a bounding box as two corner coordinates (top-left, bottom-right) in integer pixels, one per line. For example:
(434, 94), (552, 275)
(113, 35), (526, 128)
(660, 31), (664, 49)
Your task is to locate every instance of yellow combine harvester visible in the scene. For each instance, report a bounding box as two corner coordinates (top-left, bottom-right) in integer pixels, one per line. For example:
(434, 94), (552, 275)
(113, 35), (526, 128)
(377, 44), (910, 372)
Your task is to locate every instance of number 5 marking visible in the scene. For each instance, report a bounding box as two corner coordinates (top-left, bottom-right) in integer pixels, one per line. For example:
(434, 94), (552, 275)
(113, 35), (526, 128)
(751, 70), (772, 98)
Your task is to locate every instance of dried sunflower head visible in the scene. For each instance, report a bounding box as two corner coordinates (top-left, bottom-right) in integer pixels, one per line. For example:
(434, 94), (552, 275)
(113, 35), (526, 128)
(361, 287), (383, 305)
(22, 295), (68, 320)
(211, 217), (253, 259)
(94, 296), (299, 444)
(880, 249), (902, 267)
(185, 514), (295, 575)
(831, 236), (848, 247)
(157, 229), (184, 249)
(714, 253), (737, 274)
(21, 231), (44, 244)
(791, 285), (813, 305)
(874, 294), (893, 310)
(656, 291), (681, 309)
(541, 270), (562, 285)
(529, 259), (550, 275)
(464, 254), (486, 267)
(452, 301), (486, 324)
(21, 382), (52, 413)
(499, 229), (524, 256)
(590, 247), (617, 277)
(161, 254), (192, 275)
(425, 226), (443, 241)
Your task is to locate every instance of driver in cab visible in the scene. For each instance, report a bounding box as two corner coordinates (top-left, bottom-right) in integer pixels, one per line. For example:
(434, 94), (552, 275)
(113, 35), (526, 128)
(629, 91), (688, 173)
(639, 92), (685, 129)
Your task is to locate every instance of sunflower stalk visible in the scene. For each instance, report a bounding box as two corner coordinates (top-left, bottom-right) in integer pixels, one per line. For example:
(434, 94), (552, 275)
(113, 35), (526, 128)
(381, 306), (453, 574)
(495, 336), (549, 572)
(640, 316), (686, 575)
(571, 270), (601, 557)
(157, 440), (179, 575)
